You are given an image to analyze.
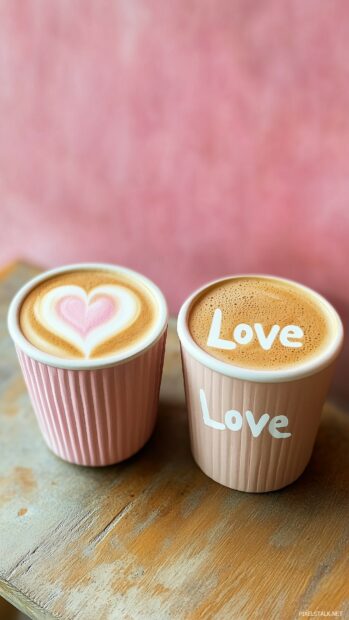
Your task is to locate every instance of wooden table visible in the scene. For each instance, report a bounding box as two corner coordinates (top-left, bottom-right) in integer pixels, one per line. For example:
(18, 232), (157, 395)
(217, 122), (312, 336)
(0, 263), (348, 620)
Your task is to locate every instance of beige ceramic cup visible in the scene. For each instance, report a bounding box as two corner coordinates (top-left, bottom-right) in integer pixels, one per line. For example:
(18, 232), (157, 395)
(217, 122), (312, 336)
(177, 275), (343, 492)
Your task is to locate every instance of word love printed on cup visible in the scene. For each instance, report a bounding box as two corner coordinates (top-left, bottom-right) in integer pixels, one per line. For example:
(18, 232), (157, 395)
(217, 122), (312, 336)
(207, 309), (304, 352)
(199, 388), (291, 439)
(178, 275), (343, 492)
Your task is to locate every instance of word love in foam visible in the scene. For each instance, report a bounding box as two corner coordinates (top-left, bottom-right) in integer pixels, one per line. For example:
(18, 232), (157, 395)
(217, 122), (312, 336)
(207, 308), (304, 351)
(36, 284), (139, 357)
(199, 389), (291, 438)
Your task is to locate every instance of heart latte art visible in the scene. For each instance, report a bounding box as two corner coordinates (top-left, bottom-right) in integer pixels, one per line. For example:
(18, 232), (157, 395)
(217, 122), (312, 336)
(20, 269), (158, 360)
(39, 284), (139, 357)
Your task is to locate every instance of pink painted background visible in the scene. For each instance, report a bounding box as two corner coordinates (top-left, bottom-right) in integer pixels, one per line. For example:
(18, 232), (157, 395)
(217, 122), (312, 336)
(0, 1), (348, 395)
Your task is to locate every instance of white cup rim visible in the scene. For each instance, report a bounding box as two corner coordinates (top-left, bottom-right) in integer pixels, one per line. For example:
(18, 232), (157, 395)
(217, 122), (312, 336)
(8, 262), (168, 370)
(177, 274), (344, 383)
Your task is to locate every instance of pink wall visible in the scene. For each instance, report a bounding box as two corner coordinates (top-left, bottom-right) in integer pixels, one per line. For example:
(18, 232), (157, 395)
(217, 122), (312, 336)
(0, 1), (348, 394)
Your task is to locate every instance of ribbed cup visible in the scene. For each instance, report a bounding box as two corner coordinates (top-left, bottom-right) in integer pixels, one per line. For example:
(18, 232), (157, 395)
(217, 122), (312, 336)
(17, 332), (166, 466)
(181, 347), (334, 492)
(8, 263), (168, 467)
(177, 274), (343, 492)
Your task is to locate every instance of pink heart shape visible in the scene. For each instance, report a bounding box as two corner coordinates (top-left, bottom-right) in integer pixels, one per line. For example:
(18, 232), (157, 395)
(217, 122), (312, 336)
(56, 295), (116, 337)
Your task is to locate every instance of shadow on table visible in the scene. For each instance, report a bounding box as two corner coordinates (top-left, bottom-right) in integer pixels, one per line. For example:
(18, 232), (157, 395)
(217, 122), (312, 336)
(0, 596), (28, 620)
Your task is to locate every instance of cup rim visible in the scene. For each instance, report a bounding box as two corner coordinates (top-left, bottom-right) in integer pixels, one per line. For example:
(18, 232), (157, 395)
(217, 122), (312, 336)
(177, 273), (344, 383)
(8, 262), (168, 370)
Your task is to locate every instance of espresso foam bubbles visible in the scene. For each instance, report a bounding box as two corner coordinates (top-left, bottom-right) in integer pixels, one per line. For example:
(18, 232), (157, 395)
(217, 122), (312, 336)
(20, 269), (159, 360)
(188, 276), (335, 371)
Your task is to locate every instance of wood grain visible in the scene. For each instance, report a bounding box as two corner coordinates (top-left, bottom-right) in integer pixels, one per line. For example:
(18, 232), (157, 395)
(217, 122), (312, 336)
(0, 263), (348, 620)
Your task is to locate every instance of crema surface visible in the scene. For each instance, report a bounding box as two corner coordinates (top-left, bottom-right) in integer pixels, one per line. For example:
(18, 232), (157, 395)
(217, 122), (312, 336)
(188, 277), (333, 370)
(20, 269), (158, 360)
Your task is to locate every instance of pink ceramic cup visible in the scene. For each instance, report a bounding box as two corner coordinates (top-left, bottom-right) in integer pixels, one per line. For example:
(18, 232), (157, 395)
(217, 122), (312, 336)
(8, 263), (168, 466)
(177, 275), (343, 492)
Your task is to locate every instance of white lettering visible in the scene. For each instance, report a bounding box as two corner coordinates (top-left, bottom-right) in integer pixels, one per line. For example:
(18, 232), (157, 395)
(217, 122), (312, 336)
(233, 323), (254, 345)
(268, 415), (291, 438)
(245, 410), (270, 437)
(199, 389), (291, 438)
(279, 325), (304, 348)
(225, 409), (243, 431)
(207, 308), (236, 350)
(254, 323), (280, 351)
(206, 310), (304, 353)
(199, 388), (225, 430)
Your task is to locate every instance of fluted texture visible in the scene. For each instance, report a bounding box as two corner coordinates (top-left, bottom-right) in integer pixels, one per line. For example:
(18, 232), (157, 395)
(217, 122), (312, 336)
(181, 347), (335, 492)
(16, 332), (166, 466)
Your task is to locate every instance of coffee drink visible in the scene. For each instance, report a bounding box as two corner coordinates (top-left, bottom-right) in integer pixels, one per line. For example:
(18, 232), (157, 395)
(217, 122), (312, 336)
(188, 276), (334, 370)
(20, 268), (159, 360)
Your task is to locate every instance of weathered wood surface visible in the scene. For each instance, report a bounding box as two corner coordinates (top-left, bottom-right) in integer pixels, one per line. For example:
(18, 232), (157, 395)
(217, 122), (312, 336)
(0, 263), (348, 620)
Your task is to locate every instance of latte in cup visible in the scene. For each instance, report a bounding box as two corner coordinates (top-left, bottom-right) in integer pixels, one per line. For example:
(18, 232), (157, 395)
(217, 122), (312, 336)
(188, 276), (335, 371)
(20, 268), (159, 360)
(178, 274), (343, 492)
(8, 263), (167, 466)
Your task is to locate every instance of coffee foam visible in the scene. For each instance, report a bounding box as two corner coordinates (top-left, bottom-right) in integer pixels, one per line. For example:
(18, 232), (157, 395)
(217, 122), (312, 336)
(188, 276), (334, 370)
(20, 269), (158, 360)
